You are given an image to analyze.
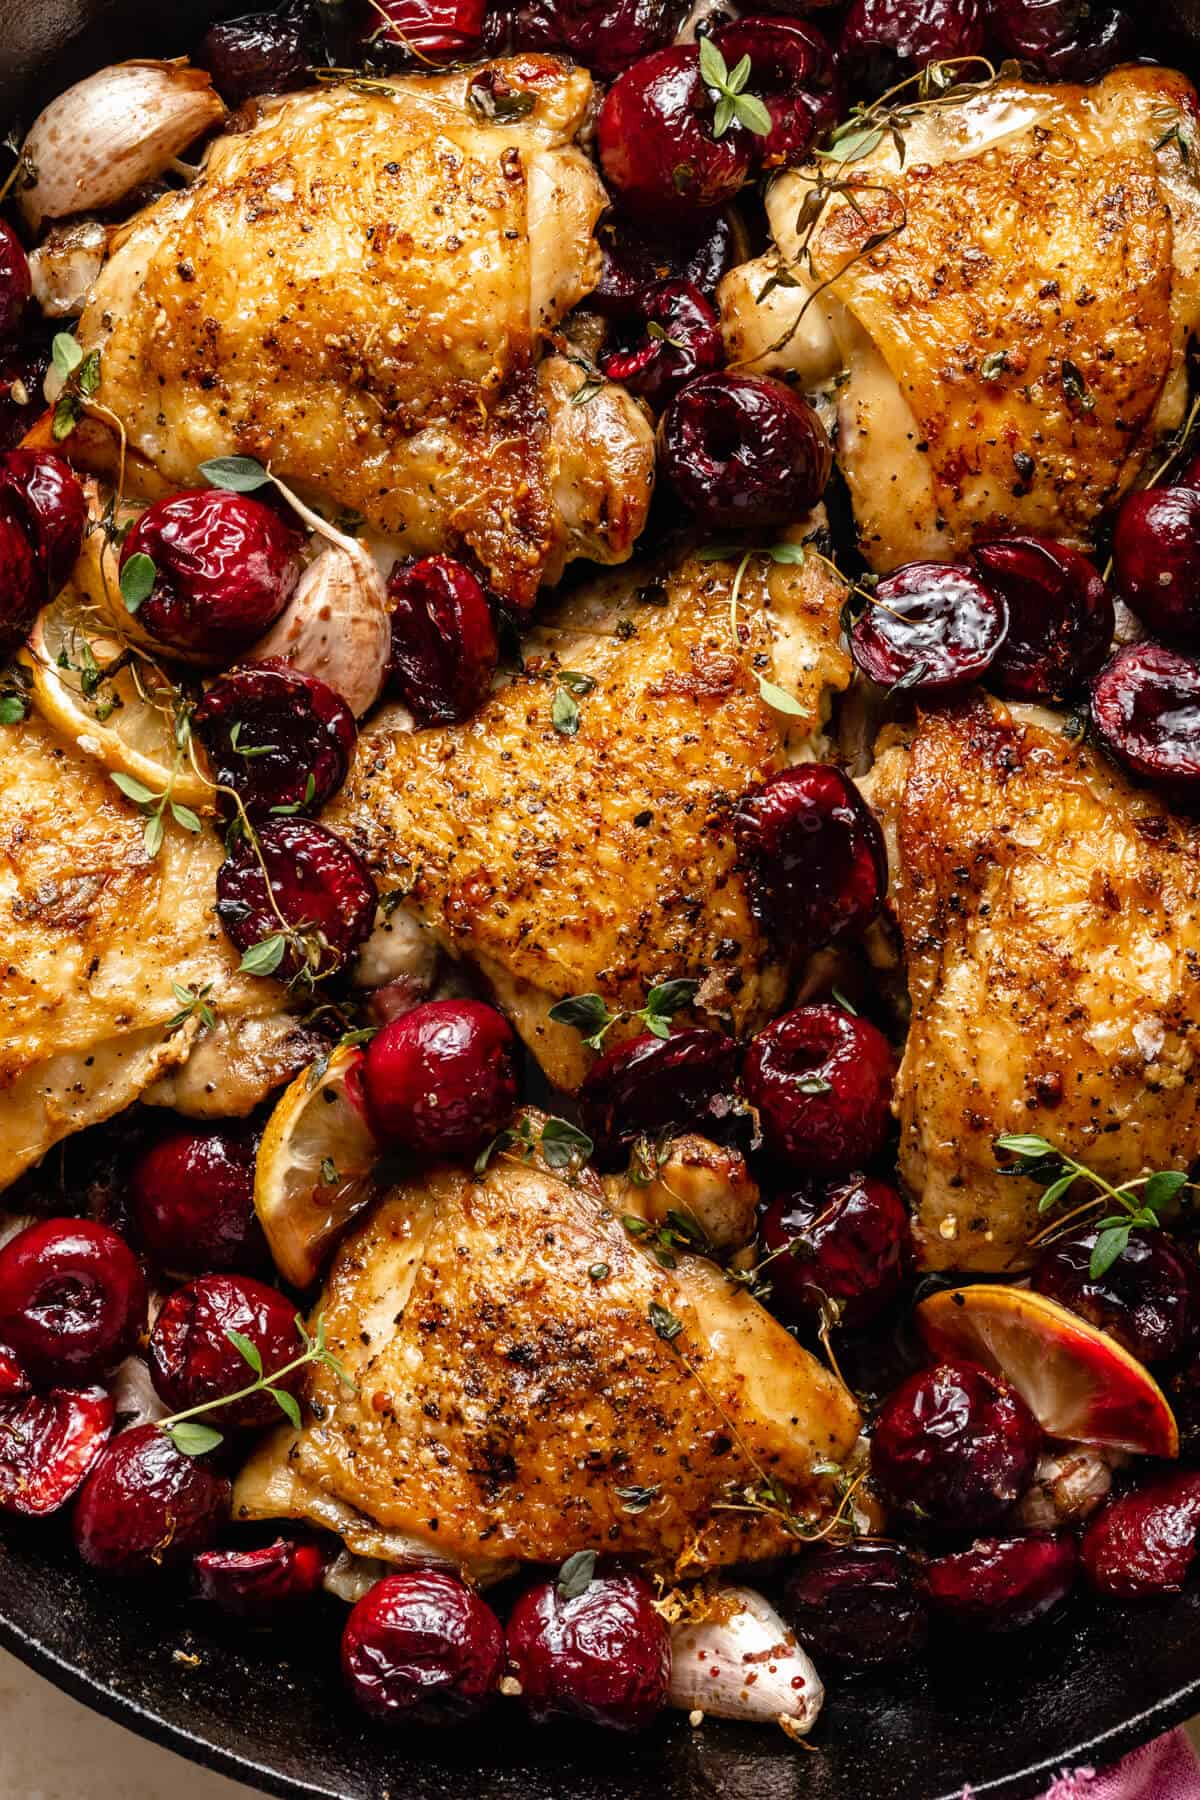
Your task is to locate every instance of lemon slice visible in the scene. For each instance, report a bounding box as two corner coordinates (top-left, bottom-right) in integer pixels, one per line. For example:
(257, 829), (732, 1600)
(255, 1045), (381, 1288)
(23, 586), (211, 811)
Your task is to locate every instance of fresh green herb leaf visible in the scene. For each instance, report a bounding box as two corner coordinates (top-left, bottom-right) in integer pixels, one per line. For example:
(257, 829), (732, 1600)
(51, 390), (81, 442)
(51, 332), (83, 379)
(239, 933), (288, 977)
(1061, 359), (1095, 413)
(225, 1328), (263, 1376)
(758, 675), (806, 715)
(557, 1549), (596, 1600)
(168, 1421), (225, 1458)
(321, 1156), (340, 1185)
(170, 801), (202, 832)
(272, 1387), (303, 1428)
(980, 350), (1009, 381)
(614, 1483), (661, 1514)
(229, 721), (277, 758)
(1144, 1169), (1188, 1213)
(119, 552), (157, 613)
(1090, 1224), (1131, 1280)
(78, 351), (101, 399)
(994, 1133), (1059, 1161)
(166, 981), (217, 1034)
(547, 992), (614, 1048)
(588, 1262), (610, 1282)
(0, 694), (26, 725)
(698, 36), (771, 139)
(570, 371), (605, 407)
(143, 811), (164, 859)
(199, 455), (273, 493)
(649, 1301), (683, 1342)
(642, 978), (698, 1021)
(552, 686), (580, 735)
(1036, 1170), (1077, 1214)
(111, 770), (157, 805)
(817, 122), (885, 164)
(538, 1116), (594, 1170)
(796, 1074), (833, 1095)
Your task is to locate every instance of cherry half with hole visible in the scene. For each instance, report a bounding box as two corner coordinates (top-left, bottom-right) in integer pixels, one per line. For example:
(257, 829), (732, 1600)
(0, 1386), (114, 1518)
(1091, 642), (1200, 788)
(733, 764), (886, 951)
(72, 1422), (231, 1577)
(760, 1173), (912, 1327)
(839, 0), (984, 91)
(990, 0), (1134, 81)
(0, 510), (40, 659)
(216, 817), (377, 982)
(1112, 486), (1200, 648)
(782, 1541), (929, 1667)
(600, 279), (723, 412)
(0, 449), (86, 596)
(0, 220), (30, 342)
(870, 1360), (1042, 1532)
(742, 1004), (895, 1175)
(658, 371), (832, 529)
(0, 1218), (146, 1383)
(1081, 1470), (1200, 1598)
(342, 1570), (505, 1723)
(578, 1028), (740, 1166)
(597, 47), (755, 224)
(194, 1537), (329, 1618)
(130, 1122), (264, 1273)
(196, 4), (311, 102)
(361, 1000), (519, 1156)
(148, 1274), (304, 1429)
(506, 1569), (670, 1730)
(386, 555), (499, 724)
(592, 210), (741, 318)
(850, 561), (1008, 693)
(1033, 1225), (1200, 1365)
(924, 1534), (1078, 1631)
(194, 658), (357, 823)
(969, 536), (1113, 702)
(711, 17), (839, 168)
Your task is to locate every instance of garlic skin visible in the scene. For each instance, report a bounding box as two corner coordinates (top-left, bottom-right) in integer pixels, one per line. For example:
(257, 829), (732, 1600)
(28, 220), (111, 319)
(18, 61), (225, 232)
(668, 1586), (824, 1737)
(1016, 1445), (1124, 1531)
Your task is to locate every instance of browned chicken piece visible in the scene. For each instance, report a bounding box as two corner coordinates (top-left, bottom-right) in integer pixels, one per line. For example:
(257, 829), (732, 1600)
(327, 535), (851, 1090)
(234, 1139), (861, 1578)
(720, 65), (1200, 569)
(73, 56), (653, 608)
(863, 698), (1200, 1272)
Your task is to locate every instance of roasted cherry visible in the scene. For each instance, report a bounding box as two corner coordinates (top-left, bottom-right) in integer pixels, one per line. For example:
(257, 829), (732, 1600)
(658, 371), (831, 529)
(924, 1534), (1077, 1631)
(1112, 486), (1200, 647)
(1081, 1470), (1200, 1598)
(0, 1346), (29, 1399)
(194, 658), (357, 822)
(760, 1174), (912, 1327)
(0, 449), (85, 596)
(0, 338), (50, 452)
(597, 47), (755, 223)
(361, 1000), (519, 1155)
(506, 1569), (669, 1730)
(578, 1028), (740, 1166)
(782, 1541), (929, 1666)
(850, 561), (1008, 693)
(990, 0), (1134, 80)
(1033, 1225), (1200, 1365)
(593, 210), (741, 317)
(0, 511), (40, 659)
(870, 1360), (1042, 1531)
(120, 489), (302, 659)
(969, 536), (1113, 702)
(487, 0), (687, 73)
(0, 1218), (145, 1382)
(361, 0), (486, 57)
(600, 280), (723, 411)
(840, 0), (984, 90)
(194, 1537), (329, 1618)
(0, 220), (30, 342)
(710, 17), (838, 168)
(386, 555), (498, 724)
(73, 1422), (230, 1576)
(1091, 642), (1200, 787)
(216, 817), (377, 982)
(130, 1122), (264, 1273)
(0, 1386), (113, 1517)
(196, 4), (310, 102)
(341, 1570), (504, 1723)
(148, 1274), (303, 1429)
(734, 764), (886, 950)
(742, 1004), (895, 1175)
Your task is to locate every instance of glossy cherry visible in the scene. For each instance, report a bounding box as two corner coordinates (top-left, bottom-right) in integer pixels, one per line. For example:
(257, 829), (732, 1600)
(600, 280), (723, 411)
(0, 1218), (145, 1383)
(216, 817), (377, 982)
(361, 0), (486, 57)
(506, 1569), (670, 1730)
(1112, 486), (1200, 647)
(1090, 643), (1200, 787)
(73, 1422), (230, 1576)
(196, 4), (310, 102)
(924, 1534), (1077, 1632)
(1033, 1225), (1200, 1365)
(850, 561), (1008, 693)
(386, 555), (498, 724)
(969, 536), (1113, 702)
(0, 1386), (113, 1517)
(1081, 1470), (1200, 1598)
(734, 764), (886, 951)
(870, 1360), (1042, 1531)
(742, 1004), (895, 1175)
(990, 0), (1134, 81)
(486, 0), (687, 73)
(0, 220), (30, 342)
(0, 510), (40, 659)
(194, 658), (357, 822)
(593, 210), (741, 317)
(130, 1122), (264, 1273)
(782, 1541), (929, 1667)
(341, 1570), (505, 1723)
(710, 17), (838, 168)
(120, 488), (302, 658)
(578, 1028), (740, 1166)
(0, 338), (50, 452)
(0, 1346), (30, 1399)
(361, 1000), (519, 1156)
(194, 1537), (329, 1618)
(839, 0), (984, 90)
(658, 371), (831, 529)
(597, 47), (755, 224)
(0, 449), (86, 597)
(760, 1173), (912, 1327)
(148, 1274), (303, 1428)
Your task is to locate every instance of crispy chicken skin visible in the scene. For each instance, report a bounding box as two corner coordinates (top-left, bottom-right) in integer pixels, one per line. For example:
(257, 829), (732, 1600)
(234, 1145), (861, 1577)
(75, 57), (653, 607)
(327, 535), (850, 1090)
(864, 699), (1200, 1272)
(721, 66), (1200, 569)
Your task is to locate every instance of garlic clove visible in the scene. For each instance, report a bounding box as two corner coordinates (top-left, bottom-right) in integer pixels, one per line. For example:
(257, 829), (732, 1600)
(18, 60), (225, 232)
(668, 1585), (824, 1738)
(28, 219), (111, 319)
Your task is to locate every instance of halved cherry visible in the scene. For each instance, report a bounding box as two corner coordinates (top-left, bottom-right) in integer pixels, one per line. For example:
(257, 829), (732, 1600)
(0, 1386), (114, 1517)
(917, 1285), (1179, 1458)
(850, 562), (1007, 694)
(1090, 643), (1200, 788)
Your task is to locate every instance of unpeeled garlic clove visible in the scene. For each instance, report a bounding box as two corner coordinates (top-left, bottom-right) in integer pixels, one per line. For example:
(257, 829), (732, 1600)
(18, 60), (225, 231)
(28, 219), (111, 319)
(668, 1586), (824, 1737)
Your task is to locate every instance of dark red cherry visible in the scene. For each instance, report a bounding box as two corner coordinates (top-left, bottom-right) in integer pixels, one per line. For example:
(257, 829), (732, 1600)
(0, 220), (31, 342)
(0, 509), (40, 659)
(1091, 642), (1200, 787)
(386, 555), (498, 725)
(120, 489), (302, 658)
(0, 1386), (113, 1517)
(782, 1541), (929, 1667)
(840, 0), (985, 91)
(194, 1537), (329, 1618)
(1112, 486), (1200, 647)
(485, 0), (688, 73)
(733, 764), (885, 951)
(73, 1422), (230, 1576)
(148, 1274), (303, 1429)
(711, 17), (839, 168)
(742, 1004), (895, 1175)
(969, 536), (1113, 702)
(850, 561), (1008, 694)
(1082, 1470), (1200, 1598)
(359, 0), (486, 56)
(195, 5), (310, 102)
(0, 449), (86, 595)
(194, 658), (356, 823)
(578, 1028), (740, 1166)
(1032, 1226), (1200, 1365)
(0, 1218), (145, 1383)
(658, 371), (831, 529)
(506, 1569), (669, 1731)
(216, 817), (377, 982)
(870, 1360), (1042, 1532)
(990, 0), (1134, 80)
(600, 280), (723, 411)
(593, 210), (741, 318)
(0, 1346), (30, 1399)
(0, 338), (50, 452)
(924, 1534), (1077, 1631)
(597, 47), (755, 224)
(760, 1174), (912, 1327)
(130, 1122), (264, 1273)
(342, 1570), (504, 1723)
(361, 1000), (519, 1155)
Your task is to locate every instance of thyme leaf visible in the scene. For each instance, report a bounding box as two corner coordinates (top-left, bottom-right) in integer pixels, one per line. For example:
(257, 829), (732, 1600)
(159, 1311), (353, 1457)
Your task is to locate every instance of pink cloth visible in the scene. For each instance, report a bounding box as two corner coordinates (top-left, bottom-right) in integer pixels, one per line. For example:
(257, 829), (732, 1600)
(1037, 1730), (1200, 1800)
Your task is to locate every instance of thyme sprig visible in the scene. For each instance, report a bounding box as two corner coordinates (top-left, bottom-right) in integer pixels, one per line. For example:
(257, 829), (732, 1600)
(696, 541), (811, 715)
(159, 1312), (353, 1457)
(475, 1110), (594, 1176)
(697, 38), (771, 140)
(994, 1133), (1192, 1277)
(50, 332), (102, 442)
(548, 978), (699, 1051)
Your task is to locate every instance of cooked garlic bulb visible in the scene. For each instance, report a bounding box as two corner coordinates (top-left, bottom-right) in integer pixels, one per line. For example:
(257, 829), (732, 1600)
(28, 219), (110, 319)
(668, 1586), (824, 1737)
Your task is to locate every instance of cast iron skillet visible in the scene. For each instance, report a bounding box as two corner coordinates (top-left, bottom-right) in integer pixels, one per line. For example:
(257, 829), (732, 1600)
(5, 4), (1200, 1794)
